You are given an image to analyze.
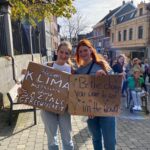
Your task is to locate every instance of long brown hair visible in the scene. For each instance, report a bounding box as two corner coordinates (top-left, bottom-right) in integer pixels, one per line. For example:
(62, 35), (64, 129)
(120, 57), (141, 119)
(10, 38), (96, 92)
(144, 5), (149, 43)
(75, 39), (111, 72)
(117, 54), (126, 66)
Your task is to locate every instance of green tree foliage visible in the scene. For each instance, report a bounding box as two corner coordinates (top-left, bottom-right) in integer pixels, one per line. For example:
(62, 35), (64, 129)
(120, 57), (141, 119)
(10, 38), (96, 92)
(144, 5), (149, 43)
(9, 0), (76, 25)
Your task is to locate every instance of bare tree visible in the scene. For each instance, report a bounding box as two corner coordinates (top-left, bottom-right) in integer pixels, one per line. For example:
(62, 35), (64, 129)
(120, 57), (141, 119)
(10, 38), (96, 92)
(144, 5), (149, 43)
(60, 11), (88, 44)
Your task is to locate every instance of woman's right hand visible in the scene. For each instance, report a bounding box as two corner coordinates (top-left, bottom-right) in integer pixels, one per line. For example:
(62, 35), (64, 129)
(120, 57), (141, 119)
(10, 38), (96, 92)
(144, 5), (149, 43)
(21, 69), (27, 75)
(17, 87), (23, 95)
(96, 70), (107, 76)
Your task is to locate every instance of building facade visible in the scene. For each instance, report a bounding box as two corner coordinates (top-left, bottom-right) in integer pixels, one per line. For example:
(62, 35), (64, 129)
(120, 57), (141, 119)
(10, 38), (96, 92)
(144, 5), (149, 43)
(37, 16), (59, 62)
(89, 1), (135, 55)
(110, 1), (150, 60)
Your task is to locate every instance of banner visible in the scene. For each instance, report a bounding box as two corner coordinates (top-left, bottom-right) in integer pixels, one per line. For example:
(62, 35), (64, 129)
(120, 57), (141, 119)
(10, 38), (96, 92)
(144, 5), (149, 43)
(69, 75), (122, 116)
(18, 62), (70, 114)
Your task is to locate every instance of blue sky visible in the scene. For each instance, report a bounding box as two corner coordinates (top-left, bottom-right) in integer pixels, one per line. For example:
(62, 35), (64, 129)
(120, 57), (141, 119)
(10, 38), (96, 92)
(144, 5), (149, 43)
(58, 0), (150, 33)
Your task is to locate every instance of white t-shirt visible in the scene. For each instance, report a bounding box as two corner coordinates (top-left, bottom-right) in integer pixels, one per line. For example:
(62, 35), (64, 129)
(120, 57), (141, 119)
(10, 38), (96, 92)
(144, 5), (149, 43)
(52, 62), (71, 74)
(44, 62), (71, 74)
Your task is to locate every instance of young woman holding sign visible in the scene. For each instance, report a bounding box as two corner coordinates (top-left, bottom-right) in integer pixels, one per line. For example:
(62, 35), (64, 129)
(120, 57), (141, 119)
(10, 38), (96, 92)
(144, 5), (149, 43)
(41, 41), (74, 150)
(75, 39), (116, 150)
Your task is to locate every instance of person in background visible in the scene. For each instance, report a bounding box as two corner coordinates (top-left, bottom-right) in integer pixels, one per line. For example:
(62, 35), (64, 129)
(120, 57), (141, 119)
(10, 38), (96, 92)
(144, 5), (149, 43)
(131, 58), (143, 76)
(142, 59), (149, 81)
(103, 54), (109, 62)
(127, 68), (145, 111)
(75, 39), (116, 150)
(53, 50), (57, 61)
(111, 58), (117, 67)
(125, 59), (132, 77)
(112, 54), (127, 97)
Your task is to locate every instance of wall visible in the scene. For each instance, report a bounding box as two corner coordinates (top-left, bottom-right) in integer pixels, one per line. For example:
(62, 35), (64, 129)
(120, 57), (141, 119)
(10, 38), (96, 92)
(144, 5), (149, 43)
(14, 54), (32, 81)
(0, 57), (14, 94)
(0, 54), (41, 109)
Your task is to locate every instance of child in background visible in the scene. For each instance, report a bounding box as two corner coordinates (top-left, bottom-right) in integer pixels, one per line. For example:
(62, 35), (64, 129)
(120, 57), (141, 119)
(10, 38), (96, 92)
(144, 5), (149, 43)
(128, 68), (145, 111)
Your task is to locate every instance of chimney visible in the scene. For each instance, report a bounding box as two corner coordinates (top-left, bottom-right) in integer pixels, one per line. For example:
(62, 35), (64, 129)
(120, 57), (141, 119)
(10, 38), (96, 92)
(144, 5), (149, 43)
(122, 1), (125, 5)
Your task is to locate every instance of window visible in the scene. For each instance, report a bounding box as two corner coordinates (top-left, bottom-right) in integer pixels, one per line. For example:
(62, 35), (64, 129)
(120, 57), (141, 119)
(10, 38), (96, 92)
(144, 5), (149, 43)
(129, 28), (133, 40)
(118, 31), (121, 41)
(139, 8), (143, 16)
(123, 30), (127, 41)
(120, 16), (124, 22)
(112, 33), (114, 42)
(130, 12), (134, 18)
(138, 26), (143, 39)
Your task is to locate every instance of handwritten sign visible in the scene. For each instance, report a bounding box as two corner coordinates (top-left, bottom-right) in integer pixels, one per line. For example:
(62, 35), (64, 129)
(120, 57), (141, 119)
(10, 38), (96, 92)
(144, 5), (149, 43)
(18, 62), (70, 114)
(18, 62), (122, 116)
(68, 75), (122, 116)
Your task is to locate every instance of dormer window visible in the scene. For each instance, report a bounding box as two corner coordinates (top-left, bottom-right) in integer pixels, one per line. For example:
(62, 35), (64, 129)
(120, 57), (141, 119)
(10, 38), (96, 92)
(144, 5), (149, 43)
(139, 8), (143, 16)
(120, 16), (124, 22)
(130, 12), (134, 18)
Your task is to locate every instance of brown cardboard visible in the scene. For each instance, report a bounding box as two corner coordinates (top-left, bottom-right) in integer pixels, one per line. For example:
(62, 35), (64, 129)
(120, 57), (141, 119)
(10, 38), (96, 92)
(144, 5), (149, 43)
(18, 62), (70, 114)
(18, 62), (122, 116)
(68, 75), (122, 116)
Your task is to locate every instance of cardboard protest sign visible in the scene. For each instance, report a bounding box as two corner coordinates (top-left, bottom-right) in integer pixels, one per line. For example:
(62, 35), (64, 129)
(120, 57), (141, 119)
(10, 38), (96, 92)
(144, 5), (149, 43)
(69, 75), (122, 116)
(18, 62), (122, 116)
(18, 62), (70, 114)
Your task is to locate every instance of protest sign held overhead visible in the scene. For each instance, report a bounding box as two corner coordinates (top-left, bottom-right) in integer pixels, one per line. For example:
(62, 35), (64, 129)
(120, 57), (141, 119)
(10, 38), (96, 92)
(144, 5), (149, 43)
(18, 62), (70, 114)
(69, 75), (122, 116)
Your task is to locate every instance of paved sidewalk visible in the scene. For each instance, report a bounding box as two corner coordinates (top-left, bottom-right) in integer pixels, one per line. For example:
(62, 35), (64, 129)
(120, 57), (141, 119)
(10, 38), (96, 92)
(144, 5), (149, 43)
(0, 106), (150, 150)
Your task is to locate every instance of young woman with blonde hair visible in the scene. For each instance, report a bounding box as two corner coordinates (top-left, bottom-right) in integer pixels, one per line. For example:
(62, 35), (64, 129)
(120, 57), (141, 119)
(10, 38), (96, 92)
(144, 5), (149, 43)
(41, 41), (74, 150)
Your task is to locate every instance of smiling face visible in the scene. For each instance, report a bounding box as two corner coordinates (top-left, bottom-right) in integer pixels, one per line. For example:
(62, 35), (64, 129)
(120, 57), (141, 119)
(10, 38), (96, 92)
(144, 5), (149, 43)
(78, 45), (92, 63)
(57, 45), (71, 65)
(118, 56), (124, 64)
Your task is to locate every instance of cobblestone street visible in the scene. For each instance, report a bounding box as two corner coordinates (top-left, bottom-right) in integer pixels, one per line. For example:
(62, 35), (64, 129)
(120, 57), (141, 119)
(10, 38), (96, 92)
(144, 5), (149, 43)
(0, 104), (150, 150)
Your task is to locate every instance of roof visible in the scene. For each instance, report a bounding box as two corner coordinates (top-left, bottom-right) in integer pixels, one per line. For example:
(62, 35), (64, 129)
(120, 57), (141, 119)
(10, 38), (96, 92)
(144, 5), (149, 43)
(93, 1), (135, 28)
(93, 6), (121, 28)
(116, 2), (150, 24)
(117, 9), (137, 24)
(100, 6), (121, 22)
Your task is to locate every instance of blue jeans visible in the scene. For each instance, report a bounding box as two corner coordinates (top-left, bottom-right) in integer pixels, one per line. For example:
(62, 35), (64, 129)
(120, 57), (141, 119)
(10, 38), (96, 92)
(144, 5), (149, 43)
(87, 117), (116, 150)
(122, 80), (127, 95)
(41, 110), (74, 150)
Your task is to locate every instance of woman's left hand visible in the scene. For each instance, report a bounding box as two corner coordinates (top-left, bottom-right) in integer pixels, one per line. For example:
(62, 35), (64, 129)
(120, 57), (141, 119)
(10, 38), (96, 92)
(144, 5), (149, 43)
(96, 70), (107, 76)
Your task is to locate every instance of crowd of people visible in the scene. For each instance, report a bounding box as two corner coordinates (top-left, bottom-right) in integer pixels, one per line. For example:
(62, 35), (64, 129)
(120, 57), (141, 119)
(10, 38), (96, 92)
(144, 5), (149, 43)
(106, 54), (150, 111)
(19, 39), (150, 150)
